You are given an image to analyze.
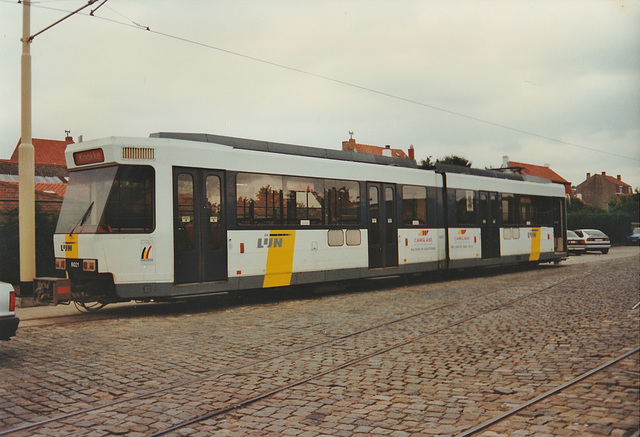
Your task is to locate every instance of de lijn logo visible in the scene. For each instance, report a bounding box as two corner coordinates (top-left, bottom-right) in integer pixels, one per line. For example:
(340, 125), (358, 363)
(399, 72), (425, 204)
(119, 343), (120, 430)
(257, 233), (291, 249)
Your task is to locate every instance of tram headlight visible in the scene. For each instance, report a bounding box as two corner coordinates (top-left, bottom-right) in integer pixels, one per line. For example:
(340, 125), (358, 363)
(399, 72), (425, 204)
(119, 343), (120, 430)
(82, 259), (97, 272)
(55, 258), (66, 270)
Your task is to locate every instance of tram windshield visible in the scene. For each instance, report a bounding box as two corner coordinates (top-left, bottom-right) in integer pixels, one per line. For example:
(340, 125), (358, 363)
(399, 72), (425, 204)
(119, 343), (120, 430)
(56, 165), (155, 234)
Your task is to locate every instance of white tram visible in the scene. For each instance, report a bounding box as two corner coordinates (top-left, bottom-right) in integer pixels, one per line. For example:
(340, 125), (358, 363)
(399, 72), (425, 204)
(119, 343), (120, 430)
(36, 133), (567, 306)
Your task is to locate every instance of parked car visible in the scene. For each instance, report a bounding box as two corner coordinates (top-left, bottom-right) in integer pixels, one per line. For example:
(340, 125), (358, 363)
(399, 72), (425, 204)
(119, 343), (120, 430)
(626, 228), (640, 245)
(566, 230), (586, 255)
(573, 229), (611, 254)
(0, 282), (19, 341)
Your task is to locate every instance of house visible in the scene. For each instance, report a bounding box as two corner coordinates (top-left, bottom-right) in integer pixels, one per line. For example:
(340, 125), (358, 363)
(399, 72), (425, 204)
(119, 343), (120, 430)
(8, 135), (72, 167)
(499, 156), (572, 196)
(0, 134), (72, 214)
(342, 135), (415, 160)
(575, 172), (632, 210)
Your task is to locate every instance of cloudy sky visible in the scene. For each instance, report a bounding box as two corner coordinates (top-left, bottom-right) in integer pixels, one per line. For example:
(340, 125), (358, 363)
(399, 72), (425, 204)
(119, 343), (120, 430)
(1, 1), (639, 189)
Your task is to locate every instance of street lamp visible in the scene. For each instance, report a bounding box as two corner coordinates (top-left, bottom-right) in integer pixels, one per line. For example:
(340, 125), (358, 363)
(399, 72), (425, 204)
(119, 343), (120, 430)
(19, 0), (100, 295)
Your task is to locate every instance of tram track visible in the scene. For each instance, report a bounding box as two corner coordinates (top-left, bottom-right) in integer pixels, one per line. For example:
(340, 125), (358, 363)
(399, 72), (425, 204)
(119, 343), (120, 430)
(1, 269), (592, 436)
(11, 269), (537, 331)
(455, 347), (640, 436)
(147, 277), (581, 437)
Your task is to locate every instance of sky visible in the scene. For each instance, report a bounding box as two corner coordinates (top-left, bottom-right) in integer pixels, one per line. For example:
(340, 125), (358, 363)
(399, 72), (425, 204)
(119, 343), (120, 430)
(1, 0), (639, 190)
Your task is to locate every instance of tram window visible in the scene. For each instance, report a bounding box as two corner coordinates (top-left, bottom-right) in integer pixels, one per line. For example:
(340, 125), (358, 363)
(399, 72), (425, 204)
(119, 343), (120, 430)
(402, 185), (427, 226)
(502, 194), (518, 226)
(285, 177), (324, 225)
(57, 165), (155, 234)
(385, 187), (395, 244)
(101, 165), (155, 233)
(206, 175), (222, 250)
(176, 173), (194, 250)
(455, 189), (476, 226)
(369, 186), (380, 245)
(519, 196), (534, 226)
(534, 196), (552, 226)
(325, 180), (360, 225)
(236, 173), (285, 225)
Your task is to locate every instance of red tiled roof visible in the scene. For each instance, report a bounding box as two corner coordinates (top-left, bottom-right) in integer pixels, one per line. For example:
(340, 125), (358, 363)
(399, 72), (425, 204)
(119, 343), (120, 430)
(601, 174), (631, 187)
(9, 138), (72, 167)
(342, 139), (409, 159)
(508, 161), (570, 184)
(2, 181), (66, 197)
(35, 182), (66, 197)
(508, 160), (571, 195)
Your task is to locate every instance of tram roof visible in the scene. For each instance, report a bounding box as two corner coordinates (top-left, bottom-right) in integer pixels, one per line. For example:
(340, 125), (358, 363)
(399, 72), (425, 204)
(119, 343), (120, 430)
(434, 163), (551, 184)
(149, 132), (553, 186)
(150, 132), (419, 169)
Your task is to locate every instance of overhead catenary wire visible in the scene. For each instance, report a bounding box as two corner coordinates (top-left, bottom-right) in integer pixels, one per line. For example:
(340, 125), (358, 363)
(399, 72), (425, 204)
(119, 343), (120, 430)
(3, 0), (639, 162)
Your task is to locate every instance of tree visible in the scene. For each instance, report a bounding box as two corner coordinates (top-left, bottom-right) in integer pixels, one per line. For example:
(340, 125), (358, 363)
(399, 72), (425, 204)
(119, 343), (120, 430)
(418, 156), (435, 170)
(607, 191), (639, 221)
(437, 155), (472, 167)
(418, 154), (472, 170)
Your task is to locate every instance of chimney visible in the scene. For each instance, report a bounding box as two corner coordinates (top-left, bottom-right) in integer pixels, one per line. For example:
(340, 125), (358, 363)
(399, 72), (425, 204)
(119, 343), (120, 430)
(617, 175), (621, 180)
(602, 171), (606, 176)
(408, 145), (415, 160)
(383, 145), (392, 157)
(586, 173), (591, 178)
(65, 130), (73, 142)
(502, 155), (509, 168)
(342, 138), (356, 152)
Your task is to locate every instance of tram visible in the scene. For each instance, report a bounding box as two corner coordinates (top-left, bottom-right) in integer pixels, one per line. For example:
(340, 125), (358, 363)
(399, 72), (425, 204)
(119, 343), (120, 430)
(34, 132), (567, 307)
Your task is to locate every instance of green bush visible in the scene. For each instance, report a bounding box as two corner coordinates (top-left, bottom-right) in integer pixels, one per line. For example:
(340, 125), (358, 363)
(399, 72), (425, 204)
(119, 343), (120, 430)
(567, 193), (639, 244)
(567, 210), (632, 244)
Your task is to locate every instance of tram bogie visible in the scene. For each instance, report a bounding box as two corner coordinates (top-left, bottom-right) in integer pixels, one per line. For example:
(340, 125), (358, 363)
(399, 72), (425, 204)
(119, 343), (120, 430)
(37, 132), (567, 308)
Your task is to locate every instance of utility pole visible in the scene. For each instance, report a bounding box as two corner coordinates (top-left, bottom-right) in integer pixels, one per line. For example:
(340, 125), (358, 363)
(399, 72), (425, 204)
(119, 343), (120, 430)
(19, 0), (35, 295)
(18, 0), (100, 295)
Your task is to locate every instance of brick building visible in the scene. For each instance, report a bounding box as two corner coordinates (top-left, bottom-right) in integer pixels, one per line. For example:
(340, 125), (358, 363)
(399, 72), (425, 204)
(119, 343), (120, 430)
(0, 135), (72, 213)
(575, 171), (632, 210)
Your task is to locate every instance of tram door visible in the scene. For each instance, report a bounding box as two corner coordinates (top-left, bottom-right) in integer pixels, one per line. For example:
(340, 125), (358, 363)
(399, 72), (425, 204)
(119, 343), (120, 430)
(367, 183), (398, 269)
(173, 167), (227, 284)
(480, 191), (500, 259)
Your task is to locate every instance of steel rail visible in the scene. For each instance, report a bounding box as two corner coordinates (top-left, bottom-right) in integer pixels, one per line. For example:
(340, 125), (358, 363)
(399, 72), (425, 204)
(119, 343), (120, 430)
(455, 347), (640, 437)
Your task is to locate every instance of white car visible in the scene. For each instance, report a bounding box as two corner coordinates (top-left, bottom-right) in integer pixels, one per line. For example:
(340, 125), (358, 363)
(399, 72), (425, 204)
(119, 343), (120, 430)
(572, 229), (611, 254)
(0, 282), (19, 341)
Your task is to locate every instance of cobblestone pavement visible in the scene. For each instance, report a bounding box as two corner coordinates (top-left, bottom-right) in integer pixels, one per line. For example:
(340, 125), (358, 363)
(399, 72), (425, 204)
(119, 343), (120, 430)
(0, 248), (638, 436)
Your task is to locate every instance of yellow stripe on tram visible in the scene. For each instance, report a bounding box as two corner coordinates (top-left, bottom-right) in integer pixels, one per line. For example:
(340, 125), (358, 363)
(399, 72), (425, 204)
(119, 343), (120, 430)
(64, 234), (79, 259)
(263, 230), (297, 288)
(529, 227), (541, 261)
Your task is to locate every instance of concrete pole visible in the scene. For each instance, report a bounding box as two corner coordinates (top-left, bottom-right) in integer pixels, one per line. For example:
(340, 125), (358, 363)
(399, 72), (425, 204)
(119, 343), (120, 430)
(19, 1), (35, 295)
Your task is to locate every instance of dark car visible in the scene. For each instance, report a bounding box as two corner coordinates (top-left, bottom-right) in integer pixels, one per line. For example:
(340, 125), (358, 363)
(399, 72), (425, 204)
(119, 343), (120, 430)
(567, 230), (586, 255)
(626, 228), (640, 245)
(573, 229), (611, 254)
(0, 282), (19, 341)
